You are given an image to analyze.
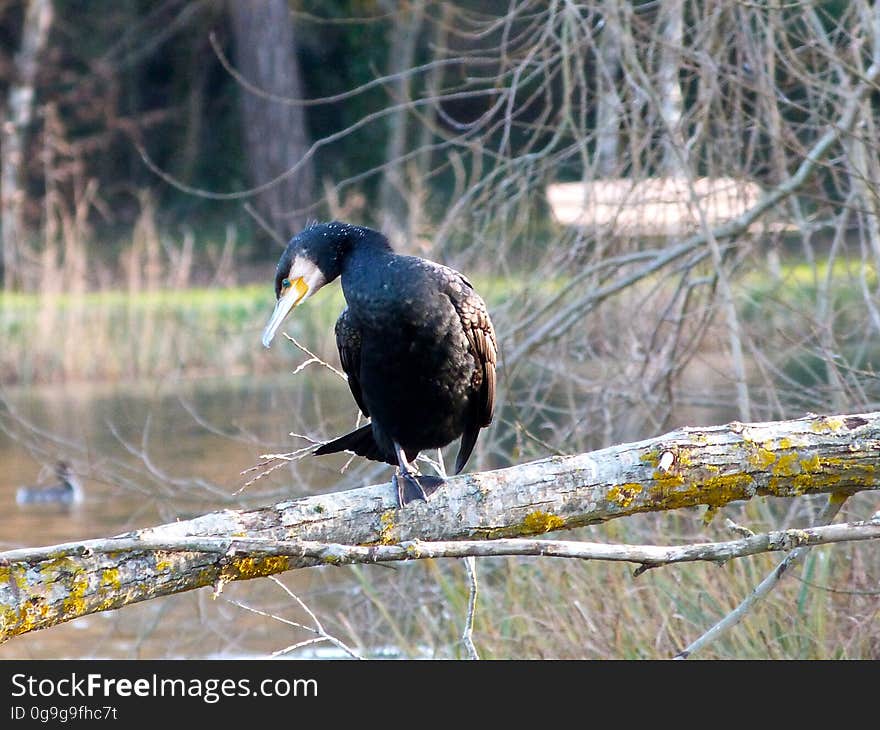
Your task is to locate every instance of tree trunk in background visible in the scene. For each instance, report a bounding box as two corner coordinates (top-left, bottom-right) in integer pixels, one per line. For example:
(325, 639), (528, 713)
(1, 0), (53, 289)
(228, 0), (314, 240)
(596, 1), (622, 178)
(658, 0), (685, 176)
(379, 0), (425, 250)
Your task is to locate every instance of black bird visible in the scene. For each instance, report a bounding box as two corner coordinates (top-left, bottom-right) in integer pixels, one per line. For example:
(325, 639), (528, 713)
(16, 461), (83, 506)
(262, 221), (497, 507)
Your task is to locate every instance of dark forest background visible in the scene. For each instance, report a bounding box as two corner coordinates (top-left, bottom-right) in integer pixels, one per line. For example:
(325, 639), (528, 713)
(0, 0), (532, 284)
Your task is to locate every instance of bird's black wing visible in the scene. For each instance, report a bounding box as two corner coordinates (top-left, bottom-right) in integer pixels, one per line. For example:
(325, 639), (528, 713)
(443, 269), (497, 473)
(322, 308), (392, 465)
(335, 307), (369, 417)
(461, 290), (497, 428)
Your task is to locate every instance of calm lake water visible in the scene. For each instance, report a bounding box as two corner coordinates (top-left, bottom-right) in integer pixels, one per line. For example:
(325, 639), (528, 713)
(0, 372), (425, 659)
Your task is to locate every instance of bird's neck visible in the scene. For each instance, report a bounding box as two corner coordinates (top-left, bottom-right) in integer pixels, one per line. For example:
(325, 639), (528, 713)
(340, 230), (394, 275)
(339, 232), (396, 312)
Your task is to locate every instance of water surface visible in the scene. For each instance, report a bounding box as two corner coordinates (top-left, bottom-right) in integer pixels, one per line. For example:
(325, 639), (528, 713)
(0, 372), (407, 659)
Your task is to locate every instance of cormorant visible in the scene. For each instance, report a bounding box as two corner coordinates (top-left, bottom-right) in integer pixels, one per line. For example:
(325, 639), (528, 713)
(16, 461), (83, 506)
(262, 221), (497, 507)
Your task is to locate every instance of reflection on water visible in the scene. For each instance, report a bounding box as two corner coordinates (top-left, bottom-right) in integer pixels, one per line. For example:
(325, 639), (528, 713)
(0, 373), (402, 659)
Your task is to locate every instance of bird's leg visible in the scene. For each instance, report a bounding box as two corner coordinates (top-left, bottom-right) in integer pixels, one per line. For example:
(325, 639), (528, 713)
(392, 442), (445, 506)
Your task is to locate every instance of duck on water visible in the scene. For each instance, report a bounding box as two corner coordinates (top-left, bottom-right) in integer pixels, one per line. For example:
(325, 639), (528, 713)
(262, 221), (497, 507)
(16, 461), (84, 506)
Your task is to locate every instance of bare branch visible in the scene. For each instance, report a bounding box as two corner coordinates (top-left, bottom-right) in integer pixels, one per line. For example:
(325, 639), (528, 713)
(222, 576), (362, 660)
(508, 55), (880, 365)
(4, 514), (879, 573)
(2, 409), (880, 641)
(674, 494), (850, 659)
(462, 556), (479, 660)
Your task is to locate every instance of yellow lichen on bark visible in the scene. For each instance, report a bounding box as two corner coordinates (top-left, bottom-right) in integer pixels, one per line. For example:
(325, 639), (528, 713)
(810, 417), (845, 433)
(221, 556), (291, 582)
(608, 483), (643, 508)
(379, 511), (397, 545)
(748, 445), (777, 470)
(521, 511), (565, 535)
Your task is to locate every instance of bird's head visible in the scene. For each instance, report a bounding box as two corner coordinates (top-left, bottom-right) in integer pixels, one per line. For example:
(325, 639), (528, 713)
(262, 221), (357, 348)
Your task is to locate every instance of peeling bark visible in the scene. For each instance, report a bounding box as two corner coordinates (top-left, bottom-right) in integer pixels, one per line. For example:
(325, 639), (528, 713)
(2, 410), (879, 641)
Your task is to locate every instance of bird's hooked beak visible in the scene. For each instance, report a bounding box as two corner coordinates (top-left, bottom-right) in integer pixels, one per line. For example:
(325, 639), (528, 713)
(262, 256), (328, 348)
(261, 277), (310, 348)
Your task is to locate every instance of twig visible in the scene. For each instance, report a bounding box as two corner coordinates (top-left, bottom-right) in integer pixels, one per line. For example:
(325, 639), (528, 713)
(243, 202), (286, 247)
(462, 556), (480, 660)
(282, 333), (347, 380)
(674, 494), (849, 659)
(223, 576), (362, 660)
(3, 515), (877, 568)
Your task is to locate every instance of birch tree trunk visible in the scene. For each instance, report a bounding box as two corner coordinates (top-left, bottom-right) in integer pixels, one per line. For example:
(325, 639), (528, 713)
(596, 1), (622, 178)
(2, 410), (879, 642)
(658, 0), (685, 176)
(0, 0), (53, 289)
(379, 0), (426, 250)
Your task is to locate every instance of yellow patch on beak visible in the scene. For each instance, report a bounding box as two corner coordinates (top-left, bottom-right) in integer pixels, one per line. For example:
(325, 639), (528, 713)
(291, 276), (309, 306)
(262, 277), (311, 348)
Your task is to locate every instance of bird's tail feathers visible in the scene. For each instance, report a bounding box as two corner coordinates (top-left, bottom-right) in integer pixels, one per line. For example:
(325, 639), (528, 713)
(454, 426), (479, 475)
(313, 423), (390, 464)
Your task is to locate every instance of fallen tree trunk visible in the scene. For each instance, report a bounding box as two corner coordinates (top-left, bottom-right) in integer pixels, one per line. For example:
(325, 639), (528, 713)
(2, 410), (879, 641)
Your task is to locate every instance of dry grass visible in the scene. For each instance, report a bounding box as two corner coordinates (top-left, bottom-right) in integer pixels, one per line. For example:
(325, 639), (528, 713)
(311, 492), (880, 659)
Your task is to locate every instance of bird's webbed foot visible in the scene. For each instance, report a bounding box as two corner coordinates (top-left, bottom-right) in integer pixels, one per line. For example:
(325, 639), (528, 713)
(393, 471), (445, 506)
(391, 442), (445, 506)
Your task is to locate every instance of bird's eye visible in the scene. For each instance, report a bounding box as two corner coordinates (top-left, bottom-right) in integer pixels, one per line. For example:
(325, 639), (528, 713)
(281, 278), (291, 289)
